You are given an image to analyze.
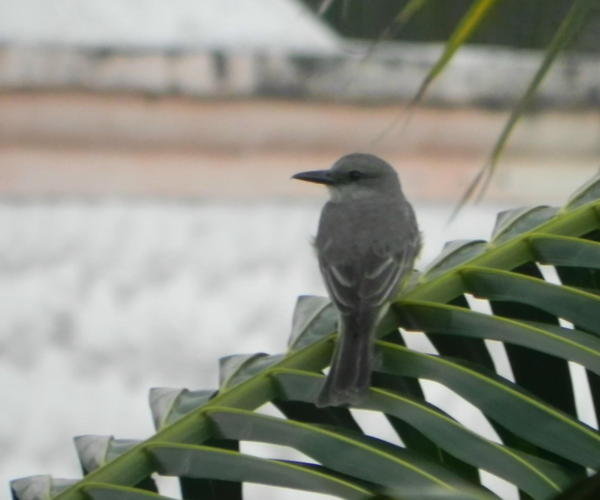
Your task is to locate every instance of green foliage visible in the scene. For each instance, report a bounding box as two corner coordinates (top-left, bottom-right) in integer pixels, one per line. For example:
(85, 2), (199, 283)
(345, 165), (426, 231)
(13, 174), (600, 500)
(452, 0), (597, 218)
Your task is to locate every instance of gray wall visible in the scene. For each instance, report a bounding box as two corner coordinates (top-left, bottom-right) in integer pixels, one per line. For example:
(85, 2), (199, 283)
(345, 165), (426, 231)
(1, 42), (599, 108)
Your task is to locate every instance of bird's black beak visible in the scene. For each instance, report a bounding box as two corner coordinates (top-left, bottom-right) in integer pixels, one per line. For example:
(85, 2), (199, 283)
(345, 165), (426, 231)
(292, 169), (334, 185)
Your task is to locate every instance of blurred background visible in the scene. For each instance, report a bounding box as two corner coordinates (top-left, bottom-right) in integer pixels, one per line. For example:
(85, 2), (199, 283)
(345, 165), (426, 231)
(2, 0), (599, 498)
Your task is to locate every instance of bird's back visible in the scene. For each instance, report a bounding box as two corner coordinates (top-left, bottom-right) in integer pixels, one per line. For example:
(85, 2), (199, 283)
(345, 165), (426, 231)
(316, 195), (420, 313)
(316, 196), (418, 265)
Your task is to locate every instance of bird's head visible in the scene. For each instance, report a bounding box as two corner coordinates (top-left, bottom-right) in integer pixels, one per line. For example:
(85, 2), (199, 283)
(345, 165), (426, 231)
(292, 153), (401, 202)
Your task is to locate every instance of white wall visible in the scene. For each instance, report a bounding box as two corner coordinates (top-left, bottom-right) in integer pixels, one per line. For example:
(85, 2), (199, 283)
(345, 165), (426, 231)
(3, 199), (515, 498)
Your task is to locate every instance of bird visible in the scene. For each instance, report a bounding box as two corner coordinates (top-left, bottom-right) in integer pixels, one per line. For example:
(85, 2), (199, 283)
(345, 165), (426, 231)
(292, 153), (420, 407)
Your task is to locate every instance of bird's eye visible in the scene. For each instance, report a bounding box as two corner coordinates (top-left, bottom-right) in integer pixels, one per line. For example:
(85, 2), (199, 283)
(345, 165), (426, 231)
(348, 170), (363, 181)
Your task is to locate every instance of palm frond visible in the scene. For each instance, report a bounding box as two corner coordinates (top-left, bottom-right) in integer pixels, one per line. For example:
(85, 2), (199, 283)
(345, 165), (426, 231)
(13, 173), (600, 500)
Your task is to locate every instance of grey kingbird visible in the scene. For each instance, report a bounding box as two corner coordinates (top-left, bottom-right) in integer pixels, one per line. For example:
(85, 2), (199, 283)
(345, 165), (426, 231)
(293, 153), (420, 407)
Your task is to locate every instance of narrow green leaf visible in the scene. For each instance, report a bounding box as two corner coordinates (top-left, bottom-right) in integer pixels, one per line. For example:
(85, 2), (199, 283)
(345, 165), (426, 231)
(179, 439), (242, 500)
(374, 332), (481, 483)
(396, 301), (600, 375)
(147, 443), (374, 499)
(378, 372), (481, 487)
(422, 240), (487, 281)
(378, 341), (600, 468)
(491, 207), (559, 245)
(205, 407), (485, 495)
(460, 266), (600, 336)
(149, 388), (184, 430)
(11, 476), (76, 500)
(74, 436), (112, 474)
(418, 295), (523, 468)
(367, 389), (574, 500)
(288, 295), (337, 351)
(74, 436), (158, 493)
(219, 353), (266, 386)
(552, 246), (600, 450)
(566, 170), (600, 210)
(529, 234), (600, 269)
(81, 484), (173, 500)
(413, 0), (499, 103)
(149, 388), (214, 429)
(486, 261), (581, 473)
(372, 333), (478, 482)
(374, 0), (499, 153)
(273, 368), (574, 498)
(220, 353), (280, 389)
(424, 295), (496, 370)
(454, 0), (596, 213)
(551, 230), (600, 443)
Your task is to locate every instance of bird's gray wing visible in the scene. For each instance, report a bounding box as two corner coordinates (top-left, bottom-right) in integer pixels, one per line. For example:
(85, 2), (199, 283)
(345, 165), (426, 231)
(318, 258), (358, 314)
(361, 236), (420, 307)
(318, 237), (419, 314)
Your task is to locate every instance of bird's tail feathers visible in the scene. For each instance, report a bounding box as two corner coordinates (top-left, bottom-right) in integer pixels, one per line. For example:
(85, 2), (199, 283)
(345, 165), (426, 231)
(316, 310), (377, 408)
